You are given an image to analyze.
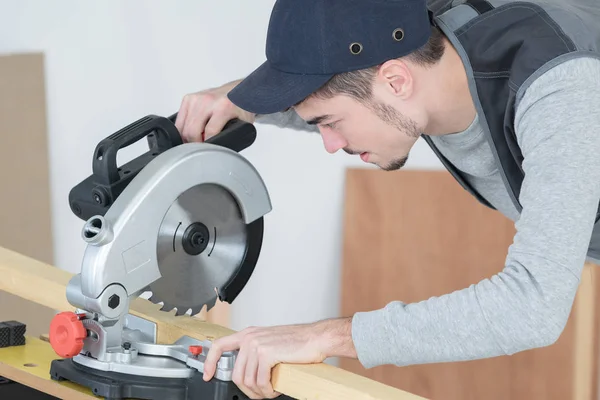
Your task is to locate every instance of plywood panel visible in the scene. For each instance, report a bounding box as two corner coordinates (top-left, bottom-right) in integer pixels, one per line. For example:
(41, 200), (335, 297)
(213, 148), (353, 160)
(0, 53), (55, 337)
(339, 168), (600, 400)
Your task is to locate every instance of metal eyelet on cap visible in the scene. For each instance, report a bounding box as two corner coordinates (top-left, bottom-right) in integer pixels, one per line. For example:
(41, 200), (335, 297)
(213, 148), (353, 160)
(392, 28), (404, 41)
(349, 42), (363, 55)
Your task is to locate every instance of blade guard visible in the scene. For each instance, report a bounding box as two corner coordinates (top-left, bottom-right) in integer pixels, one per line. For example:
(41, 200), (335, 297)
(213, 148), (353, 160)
(66, 113), (271, 316)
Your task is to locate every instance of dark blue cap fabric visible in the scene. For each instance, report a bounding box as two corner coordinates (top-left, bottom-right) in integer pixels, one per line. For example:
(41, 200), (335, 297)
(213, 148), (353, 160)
(228, 0), (432, 115)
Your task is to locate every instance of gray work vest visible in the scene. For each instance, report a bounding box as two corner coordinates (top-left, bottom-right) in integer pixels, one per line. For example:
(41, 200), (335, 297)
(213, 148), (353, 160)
(423, 0), (600, 260)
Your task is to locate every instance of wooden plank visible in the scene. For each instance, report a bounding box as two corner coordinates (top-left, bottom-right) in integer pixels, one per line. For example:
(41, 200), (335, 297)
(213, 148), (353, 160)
(339, 168), (600, 400)
(196, 299), (231, 329)
(0, 52), (55, 338)
(573, 263), (598, 400)
(0, 245), (426, 400)
(0, 336), (98, 399)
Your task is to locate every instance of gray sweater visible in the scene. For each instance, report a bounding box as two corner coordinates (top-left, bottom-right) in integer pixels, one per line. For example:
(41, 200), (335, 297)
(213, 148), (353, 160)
(255, 56), (600, 368)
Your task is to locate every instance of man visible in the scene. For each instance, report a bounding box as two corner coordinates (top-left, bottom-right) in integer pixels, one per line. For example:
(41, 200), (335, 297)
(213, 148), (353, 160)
(175, 0), (600, 398)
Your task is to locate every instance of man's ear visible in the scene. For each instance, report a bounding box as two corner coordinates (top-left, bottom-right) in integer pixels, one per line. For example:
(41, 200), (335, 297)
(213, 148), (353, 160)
(377, 59), (413, 99)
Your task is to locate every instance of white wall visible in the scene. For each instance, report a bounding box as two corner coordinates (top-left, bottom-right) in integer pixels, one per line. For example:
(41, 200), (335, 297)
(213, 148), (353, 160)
(0, 1), (442, 332)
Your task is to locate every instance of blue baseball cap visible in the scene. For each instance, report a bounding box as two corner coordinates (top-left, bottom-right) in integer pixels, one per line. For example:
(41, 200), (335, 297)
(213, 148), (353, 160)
(227, 0), (432, 115)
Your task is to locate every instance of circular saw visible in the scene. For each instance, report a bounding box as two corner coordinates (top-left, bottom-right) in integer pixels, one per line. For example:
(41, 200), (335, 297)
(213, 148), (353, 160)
(46, 112), (276, 399)
(67, 113), (270, 317)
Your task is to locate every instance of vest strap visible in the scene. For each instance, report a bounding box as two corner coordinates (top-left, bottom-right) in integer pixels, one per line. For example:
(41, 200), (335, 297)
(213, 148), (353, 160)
(465, 0), (494, 14)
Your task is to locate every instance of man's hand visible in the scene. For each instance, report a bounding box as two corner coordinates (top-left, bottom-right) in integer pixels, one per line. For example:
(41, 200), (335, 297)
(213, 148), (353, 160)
(175, 79), (256, 143)
(202, 317), (356, 399)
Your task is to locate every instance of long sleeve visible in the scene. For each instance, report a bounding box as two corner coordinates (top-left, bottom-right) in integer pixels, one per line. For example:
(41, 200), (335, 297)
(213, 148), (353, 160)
(350, 56), (600, 368)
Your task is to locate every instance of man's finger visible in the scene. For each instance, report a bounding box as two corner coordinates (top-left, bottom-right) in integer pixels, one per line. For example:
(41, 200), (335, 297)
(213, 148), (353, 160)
(203, 103), (233, 140)
(203, 335), (242, 381)
(174, 96), (189, 134)
(257, 358), (277, 398)
(233, 347), (262, 399)
(182, 110), (211, 143)
(243, 348), (259, 396)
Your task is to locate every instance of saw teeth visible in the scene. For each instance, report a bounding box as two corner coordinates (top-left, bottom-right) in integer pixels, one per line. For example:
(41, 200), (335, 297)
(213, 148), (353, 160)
(145, 291), (218, 317)
(190, 306), (203, 316)
(146, 291), (160, 305)
(175, 307), (189, 316)
(205, 296), (217, 312)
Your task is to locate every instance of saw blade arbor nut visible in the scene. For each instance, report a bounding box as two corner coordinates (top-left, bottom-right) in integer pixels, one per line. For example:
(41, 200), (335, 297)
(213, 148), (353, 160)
(182, 222), (210, 256)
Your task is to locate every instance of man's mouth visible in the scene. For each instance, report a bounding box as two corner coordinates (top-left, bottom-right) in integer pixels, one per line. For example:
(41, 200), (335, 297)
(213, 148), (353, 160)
(360, 152), (369, 162)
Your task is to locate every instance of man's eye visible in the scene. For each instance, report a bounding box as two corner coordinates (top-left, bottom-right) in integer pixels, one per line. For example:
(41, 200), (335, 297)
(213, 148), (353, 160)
(325, 122), (337, 129)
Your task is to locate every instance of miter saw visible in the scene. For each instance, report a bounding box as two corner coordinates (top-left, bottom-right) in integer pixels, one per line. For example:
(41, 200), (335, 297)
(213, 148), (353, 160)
(45, 113), (288, 399)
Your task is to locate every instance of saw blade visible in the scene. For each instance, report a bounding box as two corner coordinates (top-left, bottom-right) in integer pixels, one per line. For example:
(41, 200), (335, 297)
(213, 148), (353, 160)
(148, 183), (248, 316)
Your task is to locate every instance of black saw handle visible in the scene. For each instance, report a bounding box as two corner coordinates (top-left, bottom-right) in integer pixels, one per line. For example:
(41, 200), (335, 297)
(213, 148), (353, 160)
(167, 112), (257, 152)
(69, 112), (257, 221)
(93, 114), (183, 185)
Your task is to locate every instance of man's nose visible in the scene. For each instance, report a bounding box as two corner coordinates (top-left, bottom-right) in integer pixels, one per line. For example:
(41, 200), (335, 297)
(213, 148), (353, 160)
(320, 128), (348, 154)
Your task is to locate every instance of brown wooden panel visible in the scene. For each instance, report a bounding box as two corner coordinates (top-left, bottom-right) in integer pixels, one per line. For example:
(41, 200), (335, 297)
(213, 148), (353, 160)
(340, 168), (600, 400)
(0, 53), (55, 337)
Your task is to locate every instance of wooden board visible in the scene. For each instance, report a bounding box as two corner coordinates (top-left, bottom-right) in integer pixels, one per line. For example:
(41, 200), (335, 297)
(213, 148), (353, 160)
(0, 245), (426, 400)
(339, 168), (600, 400)
(195, 298), (231, 329)
(0, 52), (55, 338)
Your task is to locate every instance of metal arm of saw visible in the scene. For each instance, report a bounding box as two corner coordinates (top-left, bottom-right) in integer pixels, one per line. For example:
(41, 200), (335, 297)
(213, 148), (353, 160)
(65, 114), (272, 320)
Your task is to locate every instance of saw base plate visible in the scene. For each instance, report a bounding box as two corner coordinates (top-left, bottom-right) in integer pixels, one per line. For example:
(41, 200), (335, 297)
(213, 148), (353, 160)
(49, 358), (259, 400)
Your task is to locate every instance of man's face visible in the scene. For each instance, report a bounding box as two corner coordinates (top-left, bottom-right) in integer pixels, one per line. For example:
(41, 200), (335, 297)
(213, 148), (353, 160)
(294, 92), (422, 171)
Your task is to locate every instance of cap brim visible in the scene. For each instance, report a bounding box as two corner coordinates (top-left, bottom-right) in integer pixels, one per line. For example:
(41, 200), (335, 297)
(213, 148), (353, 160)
(227, 60), (333, 115)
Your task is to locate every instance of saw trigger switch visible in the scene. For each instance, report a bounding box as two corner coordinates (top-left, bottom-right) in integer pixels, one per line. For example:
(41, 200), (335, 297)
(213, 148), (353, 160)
(49, 311), (87, 358)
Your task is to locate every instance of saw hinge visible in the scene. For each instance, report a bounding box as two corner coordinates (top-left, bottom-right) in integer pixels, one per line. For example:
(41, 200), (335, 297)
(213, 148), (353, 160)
(75, 309), (157, 344)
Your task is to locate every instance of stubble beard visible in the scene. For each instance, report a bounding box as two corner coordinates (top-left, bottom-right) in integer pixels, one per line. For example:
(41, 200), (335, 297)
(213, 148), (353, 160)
(369, 101), (420, 171)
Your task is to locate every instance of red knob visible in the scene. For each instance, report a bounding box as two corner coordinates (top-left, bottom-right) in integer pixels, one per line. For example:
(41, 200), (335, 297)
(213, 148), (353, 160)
(49, 311), (87, 358)
(189, 345), (203, 357)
